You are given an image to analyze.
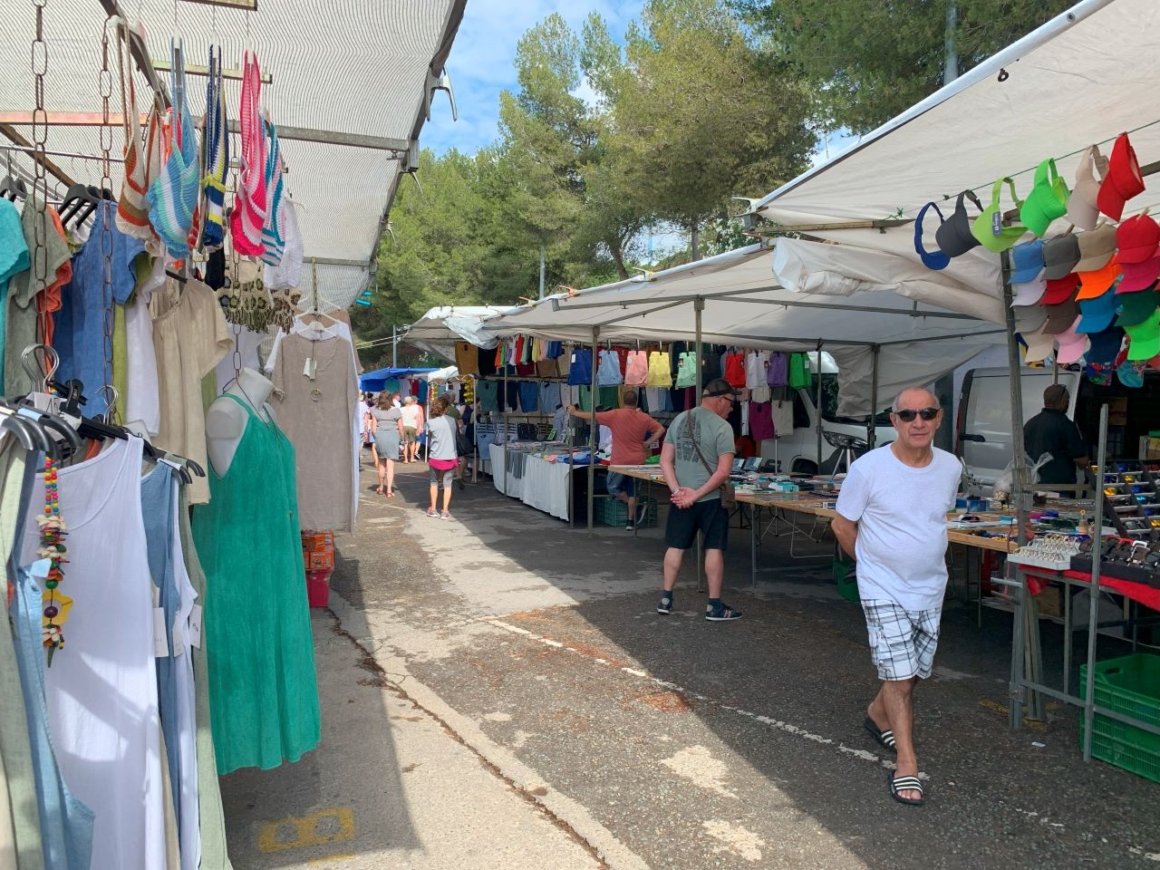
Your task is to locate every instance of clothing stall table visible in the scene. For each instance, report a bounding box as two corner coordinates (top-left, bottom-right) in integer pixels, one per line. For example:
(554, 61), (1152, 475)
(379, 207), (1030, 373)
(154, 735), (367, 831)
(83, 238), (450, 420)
(489, 443), (593, 522)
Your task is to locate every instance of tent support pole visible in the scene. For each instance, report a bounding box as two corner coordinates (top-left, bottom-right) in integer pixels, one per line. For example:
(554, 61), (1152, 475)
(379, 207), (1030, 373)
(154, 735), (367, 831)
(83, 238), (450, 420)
(588, 327), (600, 535)
(503, 363), (509, 499)
(695, 299), (705, 594)
(815, 340), (824, 468)
(1083, 404), (1110, 761)
(1002, 248), (1042, 727)
(869, 345), (880, 449)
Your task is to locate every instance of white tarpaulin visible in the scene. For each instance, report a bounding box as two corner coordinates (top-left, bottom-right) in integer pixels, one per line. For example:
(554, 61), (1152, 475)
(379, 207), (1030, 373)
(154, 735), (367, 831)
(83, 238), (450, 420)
(755, 0), (1156, 293)
(420, 365), (459, 382)
(405, 306), (515, 360)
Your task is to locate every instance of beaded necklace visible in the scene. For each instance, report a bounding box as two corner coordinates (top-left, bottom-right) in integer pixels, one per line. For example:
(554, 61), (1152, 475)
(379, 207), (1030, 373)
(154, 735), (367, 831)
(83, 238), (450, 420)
(36, 457), (71, 665)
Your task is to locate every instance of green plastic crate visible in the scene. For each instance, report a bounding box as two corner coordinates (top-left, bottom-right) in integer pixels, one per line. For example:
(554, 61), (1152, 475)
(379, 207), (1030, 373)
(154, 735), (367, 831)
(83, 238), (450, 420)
(1079, 653), (1160, 783)
(594, 495), (657, 528)
(833, 559), (860, 602)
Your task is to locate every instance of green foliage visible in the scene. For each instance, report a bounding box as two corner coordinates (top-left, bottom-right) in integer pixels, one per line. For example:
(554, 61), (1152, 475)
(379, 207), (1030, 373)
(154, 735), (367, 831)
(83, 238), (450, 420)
(736, 0), (1076, 134)
(607, 0), (815, 250)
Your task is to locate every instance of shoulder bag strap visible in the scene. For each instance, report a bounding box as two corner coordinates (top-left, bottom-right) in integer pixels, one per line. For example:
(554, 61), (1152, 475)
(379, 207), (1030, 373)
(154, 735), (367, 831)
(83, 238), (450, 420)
(685, 410), (716, 476)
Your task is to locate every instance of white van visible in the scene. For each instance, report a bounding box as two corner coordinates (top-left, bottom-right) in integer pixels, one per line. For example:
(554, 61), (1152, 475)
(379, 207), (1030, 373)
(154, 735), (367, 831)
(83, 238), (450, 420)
(955, 367), (1082, 490)
(762, 353), (897, 474)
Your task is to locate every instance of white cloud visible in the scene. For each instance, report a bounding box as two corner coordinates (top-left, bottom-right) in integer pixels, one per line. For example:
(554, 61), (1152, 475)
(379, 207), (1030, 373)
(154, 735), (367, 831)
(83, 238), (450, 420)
(422, 0), (644, 155)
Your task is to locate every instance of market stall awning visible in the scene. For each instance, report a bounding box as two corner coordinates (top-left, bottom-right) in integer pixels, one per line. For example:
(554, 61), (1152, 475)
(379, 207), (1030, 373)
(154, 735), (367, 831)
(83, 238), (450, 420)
(0, 0), (467, 309)
(481, 243), (1006, 415)
(753, 0), (1157, 299)
(403, 305), (516, 360)
(358, 366), (438, 393)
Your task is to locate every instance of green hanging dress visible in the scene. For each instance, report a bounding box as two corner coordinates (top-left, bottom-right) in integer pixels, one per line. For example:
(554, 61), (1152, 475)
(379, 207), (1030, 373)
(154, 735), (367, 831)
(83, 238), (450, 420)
(192, 394), (320, 774)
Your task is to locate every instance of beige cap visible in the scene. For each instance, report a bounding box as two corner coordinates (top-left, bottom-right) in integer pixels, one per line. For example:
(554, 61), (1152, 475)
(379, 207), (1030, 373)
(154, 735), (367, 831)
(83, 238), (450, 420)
(1065, 145), (1107, 231)
(1074, 224), (1117, 273)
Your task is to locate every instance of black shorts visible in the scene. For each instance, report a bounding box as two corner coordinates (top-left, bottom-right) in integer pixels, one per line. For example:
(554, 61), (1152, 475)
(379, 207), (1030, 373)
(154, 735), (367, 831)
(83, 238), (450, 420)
(664, 498), (729, 551)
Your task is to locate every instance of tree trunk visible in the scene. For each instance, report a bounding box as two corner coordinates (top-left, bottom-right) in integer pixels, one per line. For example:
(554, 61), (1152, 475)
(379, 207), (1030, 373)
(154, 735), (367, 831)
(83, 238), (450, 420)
(609, 238), (630, 280)
(690, 222), (701, 262)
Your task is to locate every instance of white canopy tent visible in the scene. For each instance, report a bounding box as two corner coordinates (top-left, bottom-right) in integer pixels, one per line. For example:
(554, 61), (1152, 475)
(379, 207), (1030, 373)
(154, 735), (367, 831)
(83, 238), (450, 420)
(481, 242), (1008, 416)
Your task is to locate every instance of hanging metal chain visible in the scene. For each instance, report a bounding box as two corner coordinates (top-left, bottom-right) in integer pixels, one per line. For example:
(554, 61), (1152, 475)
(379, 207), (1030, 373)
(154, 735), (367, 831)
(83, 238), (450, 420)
(30, 0), (49, 298)
(99, 20), (117, 418)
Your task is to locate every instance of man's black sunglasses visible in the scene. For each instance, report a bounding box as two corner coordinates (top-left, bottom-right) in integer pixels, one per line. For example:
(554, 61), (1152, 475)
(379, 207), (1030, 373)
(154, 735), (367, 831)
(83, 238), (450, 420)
(894, 407), (940, 422)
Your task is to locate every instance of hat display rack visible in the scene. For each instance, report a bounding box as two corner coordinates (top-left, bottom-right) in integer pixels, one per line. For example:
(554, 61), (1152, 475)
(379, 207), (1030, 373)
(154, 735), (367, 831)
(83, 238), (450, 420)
(916, 131), (1160, 387)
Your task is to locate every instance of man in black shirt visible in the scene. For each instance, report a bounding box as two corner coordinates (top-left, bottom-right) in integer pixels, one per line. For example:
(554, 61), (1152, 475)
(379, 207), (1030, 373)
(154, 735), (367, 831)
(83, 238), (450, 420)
(1023, 384), (1087, 486)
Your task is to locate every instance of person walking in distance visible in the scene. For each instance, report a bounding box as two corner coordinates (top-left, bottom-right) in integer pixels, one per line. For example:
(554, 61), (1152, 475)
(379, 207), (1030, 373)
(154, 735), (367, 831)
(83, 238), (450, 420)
(656, 379), (741, 621)
(400, 396), (424, 463)
(568, 389), (666, 530)
(425, 396), (459, 519)
(370, 392), (403, 497)
(831, 386), (962, 807)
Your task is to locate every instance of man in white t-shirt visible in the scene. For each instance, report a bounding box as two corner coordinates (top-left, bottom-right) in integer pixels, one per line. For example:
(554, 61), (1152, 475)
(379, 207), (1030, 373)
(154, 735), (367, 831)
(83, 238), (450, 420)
(833, 386), (961, 807)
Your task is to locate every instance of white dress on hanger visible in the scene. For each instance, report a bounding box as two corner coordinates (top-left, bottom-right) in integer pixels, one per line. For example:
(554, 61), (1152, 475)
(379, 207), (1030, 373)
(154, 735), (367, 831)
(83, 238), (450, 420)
(20, 438), (167, 870)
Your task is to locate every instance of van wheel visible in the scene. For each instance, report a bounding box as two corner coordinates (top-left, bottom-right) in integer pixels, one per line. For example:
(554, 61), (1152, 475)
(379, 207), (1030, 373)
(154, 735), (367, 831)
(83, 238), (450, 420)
(792, 460), (817, 475)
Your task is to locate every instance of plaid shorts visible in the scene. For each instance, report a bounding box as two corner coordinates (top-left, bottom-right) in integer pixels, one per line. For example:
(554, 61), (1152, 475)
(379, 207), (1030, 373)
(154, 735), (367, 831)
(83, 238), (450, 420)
(861, 600), (942, 681)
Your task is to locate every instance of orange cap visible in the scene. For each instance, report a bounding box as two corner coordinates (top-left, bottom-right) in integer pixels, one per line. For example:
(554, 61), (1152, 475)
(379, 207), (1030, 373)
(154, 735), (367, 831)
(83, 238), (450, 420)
(1076, 255), (1122, 300)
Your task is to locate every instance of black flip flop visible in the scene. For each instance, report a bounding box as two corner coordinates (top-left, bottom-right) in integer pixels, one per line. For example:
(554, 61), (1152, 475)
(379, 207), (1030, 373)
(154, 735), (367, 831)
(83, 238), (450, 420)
(889, 772), (925, 806)
(863, 717), (897, 753)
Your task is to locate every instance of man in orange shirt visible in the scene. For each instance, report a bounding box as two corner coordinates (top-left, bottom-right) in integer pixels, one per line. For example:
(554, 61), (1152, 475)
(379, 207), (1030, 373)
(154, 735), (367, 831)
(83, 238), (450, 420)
(568, 390), (666, 530)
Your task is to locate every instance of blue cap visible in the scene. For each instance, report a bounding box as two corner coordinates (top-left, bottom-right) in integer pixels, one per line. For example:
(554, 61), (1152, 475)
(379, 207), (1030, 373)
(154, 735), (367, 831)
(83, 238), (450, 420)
(1086, 326), (1125, 365)
(1076, 287), (1118, 334)
(1009, 240), (1045, 284)
(915, 202), (950, 270)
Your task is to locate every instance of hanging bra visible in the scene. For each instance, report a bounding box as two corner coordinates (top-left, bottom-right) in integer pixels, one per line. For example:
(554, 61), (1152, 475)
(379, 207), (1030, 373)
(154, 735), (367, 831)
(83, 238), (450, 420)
(260, 118), (286, 265)
(200, 45), (229, 250)
(113, 18), (163, 242)
(230, 51), (267, 257)
(146, 39), (200, 257)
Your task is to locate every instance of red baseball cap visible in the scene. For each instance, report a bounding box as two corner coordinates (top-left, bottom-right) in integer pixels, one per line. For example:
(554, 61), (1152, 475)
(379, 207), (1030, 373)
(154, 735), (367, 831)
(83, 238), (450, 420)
(1097, 133), (1145, 221)
(1119, 257), (1160, 294)
(1117, 213), (1160, 264)
(1041, 274), (1079, 305)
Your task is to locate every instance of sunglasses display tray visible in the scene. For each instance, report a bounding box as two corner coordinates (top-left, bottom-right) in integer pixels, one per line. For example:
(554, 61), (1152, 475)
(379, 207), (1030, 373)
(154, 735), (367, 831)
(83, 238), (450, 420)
(1101, 459), (1160, 537)
(1069, 557), (1160, 589)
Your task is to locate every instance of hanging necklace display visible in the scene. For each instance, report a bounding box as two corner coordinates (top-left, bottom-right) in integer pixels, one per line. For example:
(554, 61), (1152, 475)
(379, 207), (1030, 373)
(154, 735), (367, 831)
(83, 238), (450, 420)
(37, 458), (71, 665)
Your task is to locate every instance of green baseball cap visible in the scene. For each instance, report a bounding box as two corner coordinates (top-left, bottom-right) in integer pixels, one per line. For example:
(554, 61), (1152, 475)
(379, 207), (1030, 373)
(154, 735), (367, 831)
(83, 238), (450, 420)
(1020, 158), (1070, 238)
(1116, 286), (1160, 327)
(971, 177), (1029, 253)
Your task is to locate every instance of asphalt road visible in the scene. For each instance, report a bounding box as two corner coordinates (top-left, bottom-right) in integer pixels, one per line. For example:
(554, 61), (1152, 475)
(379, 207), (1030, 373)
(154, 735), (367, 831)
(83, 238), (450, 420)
(222, 461), (1160, 869)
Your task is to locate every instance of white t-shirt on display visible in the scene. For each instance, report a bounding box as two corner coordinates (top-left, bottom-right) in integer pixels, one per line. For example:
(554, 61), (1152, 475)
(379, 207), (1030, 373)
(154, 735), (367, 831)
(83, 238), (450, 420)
(745, 351), (769, 389)
(835, 444), (961, 611)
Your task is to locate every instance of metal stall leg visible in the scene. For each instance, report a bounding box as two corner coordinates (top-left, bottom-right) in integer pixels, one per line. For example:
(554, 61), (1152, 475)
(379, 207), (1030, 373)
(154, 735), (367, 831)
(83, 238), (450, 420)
(587, 328), (599, 535)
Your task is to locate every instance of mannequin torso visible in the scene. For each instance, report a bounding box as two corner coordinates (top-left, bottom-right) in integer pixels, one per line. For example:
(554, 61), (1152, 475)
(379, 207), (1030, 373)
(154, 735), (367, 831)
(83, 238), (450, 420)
(205, 368), (276, 475)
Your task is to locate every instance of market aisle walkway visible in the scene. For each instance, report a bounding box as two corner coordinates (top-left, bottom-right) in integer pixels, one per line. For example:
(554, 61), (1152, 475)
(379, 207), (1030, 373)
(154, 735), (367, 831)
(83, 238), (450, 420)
(222, 462), (1160, 869)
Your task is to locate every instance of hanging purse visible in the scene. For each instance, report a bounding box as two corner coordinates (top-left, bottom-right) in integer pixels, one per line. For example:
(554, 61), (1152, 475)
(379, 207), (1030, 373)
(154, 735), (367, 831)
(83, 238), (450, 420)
(686, 411), (736, 508)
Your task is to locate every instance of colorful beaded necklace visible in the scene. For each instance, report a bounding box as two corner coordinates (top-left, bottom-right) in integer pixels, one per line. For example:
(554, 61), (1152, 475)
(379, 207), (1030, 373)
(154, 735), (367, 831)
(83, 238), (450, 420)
(36, 457), (71, 665)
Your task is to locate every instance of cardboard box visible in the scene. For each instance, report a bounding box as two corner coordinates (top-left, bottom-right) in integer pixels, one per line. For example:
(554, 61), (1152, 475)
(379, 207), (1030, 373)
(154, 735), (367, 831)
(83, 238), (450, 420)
(301, 531), (334, 553)
(304, 550), (335, 571)
(1036, 585), (1063, 619)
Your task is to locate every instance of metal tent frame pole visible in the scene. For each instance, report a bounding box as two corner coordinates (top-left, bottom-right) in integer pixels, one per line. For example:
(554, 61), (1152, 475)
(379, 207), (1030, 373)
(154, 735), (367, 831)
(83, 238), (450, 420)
(815, 340), (824, 468)
(1000, 247), (1043, 726)
(695, 300), (705, 593)
(587, 328), (599, 535)
(1082, 405), (1110, 760)
(868, 344), (880, 449)
(503, 363), (509, 499)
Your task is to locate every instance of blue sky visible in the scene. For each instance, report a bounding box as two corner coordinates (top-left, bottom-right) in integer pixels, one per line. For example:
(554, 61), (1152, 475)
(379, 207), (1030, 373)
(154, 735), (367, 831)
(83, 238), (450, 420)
(422, 0), (645, 155)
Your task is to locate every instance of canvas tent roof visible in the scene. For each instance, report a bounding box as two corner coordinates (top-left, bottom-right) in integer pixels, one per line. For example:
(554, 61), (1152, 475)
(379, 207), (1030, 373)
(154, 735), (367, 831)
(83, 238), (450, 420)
(0, 0), (466, 310)
(755, 0), (1158, 286)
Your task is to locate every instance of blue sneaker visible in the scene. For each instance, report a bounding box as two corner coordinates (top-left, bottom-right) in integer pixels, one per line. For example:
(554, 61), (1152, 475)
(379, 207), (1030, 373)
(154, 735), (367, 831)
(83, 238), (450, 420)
(657, 592), (673, 615)
(705, 602), (742, 621)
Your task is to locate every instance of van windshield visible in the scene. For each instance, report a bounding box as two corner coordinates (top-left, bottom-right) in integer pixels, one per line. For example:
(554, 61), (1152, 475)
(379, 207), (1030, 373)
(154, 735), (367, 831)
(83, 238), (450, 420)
(804, 374), (892, 426)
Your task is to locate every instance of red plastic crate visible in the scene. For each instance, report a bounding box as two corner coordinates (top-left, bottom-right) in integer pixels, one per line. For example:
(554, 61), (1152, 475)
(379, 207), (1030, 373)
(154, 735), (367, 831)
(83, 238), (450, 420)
(306, 570), (331, 608)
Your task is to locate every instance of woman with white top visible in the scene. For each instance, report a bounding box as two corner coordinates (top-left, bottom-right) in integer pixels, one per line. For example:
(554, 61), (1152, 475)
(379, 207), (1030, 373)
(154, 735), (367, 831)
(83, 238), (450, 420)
(399, 396), (425, 463)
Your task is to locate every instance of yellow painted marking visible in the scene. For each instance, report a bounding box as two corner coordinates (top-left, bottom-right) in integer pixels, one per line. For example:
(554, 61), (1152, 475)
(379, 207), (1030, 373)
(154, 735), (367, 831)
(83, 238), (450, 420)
(978, 699), (1047, 731)
(257, 807), (356, 853)
(307, 853), (358, 866)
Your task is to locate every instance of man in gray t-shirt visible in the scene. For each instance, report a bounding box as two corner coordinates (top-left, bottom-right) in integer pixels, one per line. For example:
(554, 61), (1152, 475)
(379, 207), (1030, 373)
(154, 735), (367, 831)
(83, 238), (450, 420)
(657, 379), (740, 622)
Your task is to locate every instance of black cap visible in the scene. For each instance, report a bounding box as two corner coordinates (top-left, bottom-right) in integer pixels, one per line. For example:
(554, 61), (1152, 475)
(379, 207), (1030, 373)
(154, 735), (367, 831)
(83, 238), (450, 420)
(703, 378), (741, 397)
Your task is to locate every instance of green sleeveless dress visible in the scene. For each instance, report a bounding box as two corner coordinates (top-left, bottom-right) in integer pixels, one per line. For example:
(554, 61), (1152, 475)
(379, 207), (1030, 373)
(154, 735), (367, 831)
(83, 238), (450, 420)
(192, 394), (320, 774)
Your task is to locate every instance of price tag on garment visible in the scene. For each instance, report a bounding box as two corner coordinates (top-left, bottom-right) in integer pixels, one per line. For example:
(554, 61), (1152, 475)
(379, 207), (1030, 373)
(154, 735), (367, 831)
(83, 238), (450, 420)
(171, 615), (186, 657)
(189, 605), (203, 649)
(153, 607), (170, 658)
(991, 211), (1003, 237)
(304, 357), (317, 380)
